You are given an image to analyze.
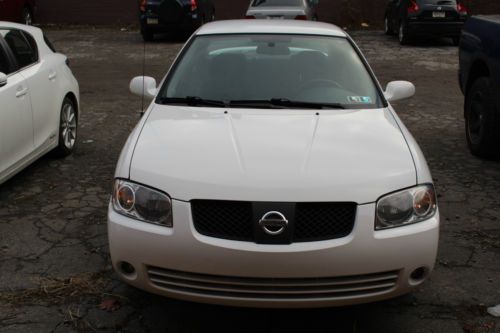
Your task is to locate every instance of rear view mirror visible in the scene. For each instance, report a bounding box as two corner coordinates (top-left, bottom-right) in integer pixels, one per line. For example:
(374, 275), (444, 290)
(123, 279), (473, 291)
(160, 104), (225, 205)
(130, 76), (158, 99)
(384, 81), (415, 102)
(256, 43), (290, 56)
(0, 72), (7, 88)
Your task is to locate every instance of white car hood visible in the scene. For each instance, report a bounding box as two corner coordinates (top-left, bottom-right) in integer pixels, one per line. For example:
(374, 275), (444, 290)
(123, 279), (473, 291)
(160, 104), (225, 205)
(130, 106), (416, 203)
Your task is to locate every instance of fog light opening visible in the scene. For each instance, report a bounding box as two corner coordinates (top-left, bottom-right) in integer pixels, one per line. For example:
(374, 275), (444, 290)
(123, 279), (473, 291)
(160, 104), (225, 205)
(120, 261), (136, 276)
(410, 267), (428, 283)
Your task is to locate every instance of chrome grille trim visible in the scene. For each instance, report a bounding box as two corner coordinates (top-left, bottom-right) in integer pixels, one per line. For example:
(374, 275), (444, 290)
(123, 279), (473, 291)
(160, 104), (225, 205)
(147, 267), (399, 300)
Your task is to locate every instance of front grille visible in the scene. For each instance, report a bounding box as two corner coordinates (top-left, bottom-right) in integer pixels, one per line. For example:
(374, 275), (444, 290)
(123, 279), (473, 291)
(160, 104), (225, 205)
(294, 203), (356, 242)
(191, 200), (356, 243)
(147, 267), (399, 300)
(191, 200), (253, 241)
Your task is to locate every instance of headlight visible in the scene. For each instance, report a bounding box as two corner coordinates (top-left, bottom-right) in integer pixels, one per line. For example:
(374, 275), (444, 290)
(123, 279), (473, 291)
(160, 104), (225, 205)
(112, 179), (173, 227)
(376, 184), (437, 230)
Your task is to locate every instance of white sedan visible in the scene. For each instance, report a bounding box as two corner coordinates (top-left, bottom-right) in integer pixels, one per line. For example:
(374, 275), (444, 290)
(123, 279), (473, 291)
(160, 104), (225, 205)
(0, 22), (79, 185)
(109, 20), (439, 308)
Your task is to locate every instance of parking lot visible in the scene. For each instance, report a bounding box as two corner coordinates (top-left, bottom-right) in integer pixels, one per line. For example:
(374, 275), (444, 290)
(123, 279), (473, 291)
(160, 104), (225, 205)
(0, 27), (499, 332)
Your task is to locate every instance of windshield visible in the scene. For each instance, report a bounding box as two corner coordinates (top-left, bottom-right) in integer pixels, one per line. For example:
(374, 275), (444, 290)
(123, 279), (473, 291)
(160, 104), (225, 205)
(159, 34), (384, 109)
(251, 0), (304, 6)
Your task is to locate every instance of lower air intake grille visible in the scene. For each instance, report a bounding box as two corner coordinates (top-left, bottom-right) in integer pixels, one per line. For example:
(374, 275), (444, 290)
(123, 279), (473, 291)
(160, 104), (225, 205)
(147, 267), (399, 301)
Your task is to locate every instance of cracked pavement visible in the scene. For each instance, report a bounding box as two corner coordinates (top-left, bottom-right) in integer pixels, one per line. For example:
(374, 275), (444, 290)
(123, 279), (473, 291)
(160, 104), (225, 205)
(0, 28), (499, 332)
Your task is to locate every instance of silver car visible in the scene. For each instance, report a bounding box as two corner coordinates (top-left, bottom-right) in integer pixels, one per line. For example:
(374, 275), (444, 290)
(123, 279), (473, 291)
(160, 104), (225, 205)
(245, 0), (319, 20)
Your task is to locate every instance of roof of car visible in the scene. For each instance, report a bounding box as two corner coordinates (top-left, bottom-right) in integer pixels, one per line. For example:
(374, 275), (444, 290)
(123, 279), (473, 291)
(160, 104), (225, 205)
(196, 20), (347, 38)
(0, 21), (41, 36)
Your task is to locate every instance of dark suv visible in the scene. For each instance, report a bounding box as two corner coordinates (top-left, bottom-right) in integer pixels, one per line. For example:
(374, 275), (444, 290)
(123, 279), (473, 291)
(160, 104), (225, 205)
(384, 0), (469, 45)
(459, 16), (500, 158)
(139, 0), (215, 41)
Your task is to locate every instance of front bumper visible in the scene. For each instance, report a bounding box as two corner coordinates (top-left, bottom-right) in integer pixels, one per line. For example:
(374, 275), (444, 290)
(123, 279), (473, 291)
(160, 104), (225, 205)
(407, 20), (465, 37)
(108, 201), (439, 308)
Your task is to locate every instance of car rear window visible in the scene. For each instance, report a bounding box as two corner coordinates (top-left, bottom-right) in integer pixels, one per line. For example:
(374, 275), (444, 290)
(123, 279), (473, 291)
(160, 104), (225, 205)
(160, 34), (384, 109)
(252, 0), (303, 7)
(417, 0), (457, 4)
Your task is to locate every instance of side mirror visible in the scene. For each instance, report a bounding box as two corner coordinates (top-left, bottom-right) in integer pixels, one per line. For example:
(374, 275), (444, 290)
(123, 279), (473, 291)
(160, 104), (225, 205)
(0, 72), (7, 88)
(384, 81), (415, 102)
(130, 76), (158, 99)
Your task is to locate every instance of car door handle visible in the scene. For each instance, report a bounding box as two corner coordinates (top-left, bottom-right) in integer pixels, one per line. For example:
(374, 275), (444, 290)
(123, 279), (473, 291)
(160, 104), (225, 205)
(48, 71), (57, 80)
(16, 87), (28, 98)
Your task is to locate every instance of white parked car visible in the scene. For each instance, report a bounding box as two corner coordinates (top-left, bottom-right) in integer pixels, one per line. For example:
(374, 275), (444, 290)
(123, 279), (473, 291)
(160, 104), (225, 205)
(0, 22), (79, 185)
(109, 20), (439, 308)
(246, 0), (319, 20)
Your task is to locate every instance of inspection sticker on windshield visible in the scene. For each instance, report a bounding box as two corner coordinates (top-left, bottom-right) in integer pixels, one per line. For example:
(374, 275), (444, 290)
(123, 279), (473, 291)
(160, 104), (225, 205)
(348, 96), (372, 104)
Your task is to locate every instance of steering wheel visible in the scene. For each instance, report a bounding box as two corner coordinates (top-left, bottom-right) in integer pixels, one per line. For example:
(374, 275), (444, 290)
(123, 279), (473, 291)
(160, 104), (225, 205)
(299, 79), (341, 91)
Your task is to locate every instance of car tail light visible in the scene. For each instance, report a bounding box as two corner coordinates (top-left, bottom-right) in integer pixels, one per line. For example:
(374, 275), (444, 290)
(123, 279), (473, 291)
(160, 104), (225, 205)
(407, 0), (419, 14)
(139, 0), (146, 12)
(245, 15), (255, 19)
(295, 15), (308, 20)
(457, 2), (468, 14)
(191, 0), (197, 11)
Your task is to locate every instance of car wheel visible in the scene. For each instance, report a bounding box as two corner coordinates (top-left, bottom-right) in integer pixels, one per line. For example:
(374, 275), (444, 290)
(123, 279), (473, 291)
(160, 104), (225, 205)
(22, 7), (33, 25)
(398, 22), (410, 45)
(384, 16), (393, 35)
(142, 30), (154, 42)
(465, 77), (500, 158)
(53, 97), (78, 157)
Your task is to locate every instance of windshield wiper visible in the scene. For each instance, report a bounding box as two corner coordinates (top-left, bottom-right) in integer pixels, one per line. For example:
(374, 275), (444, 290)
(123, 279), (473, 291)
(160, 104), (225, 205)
(158, 96), (227, 108)
(229, 98), (345, 109)
(158, 97), (345, 110)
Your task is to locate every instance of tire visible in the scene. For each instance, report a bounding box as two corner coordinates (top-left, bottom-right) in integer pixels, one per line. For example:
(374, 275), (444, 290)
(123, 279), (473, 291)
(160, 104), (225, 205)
(452, 37), (460, 46)
(141, 30), (154, 42)
(398, 21), (410, 45)
(465, 77), (500, 158)
(384, 16), (393, 35)
(53, 97), (78, 157)
(22, 7), (33, 25)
